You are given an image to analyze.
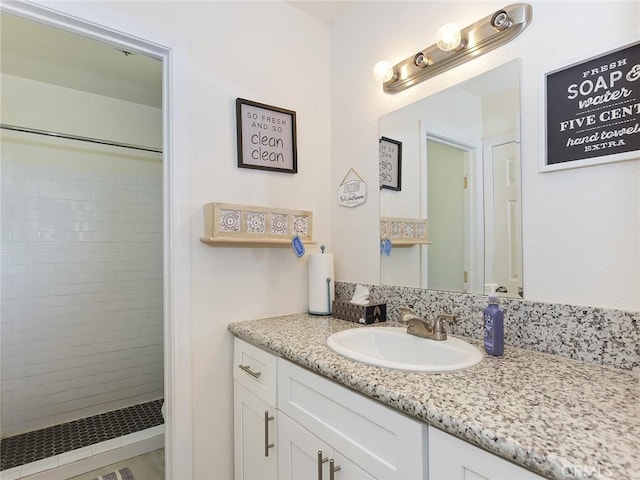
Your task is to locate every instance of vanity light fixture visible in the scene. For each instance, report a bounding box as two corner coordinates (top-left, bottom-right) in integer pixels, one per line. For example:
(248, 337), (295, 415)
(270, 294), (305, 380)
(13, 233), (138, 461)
(373, 60), (397, 83)
(380, 3), (532, 93)
(436, 23), (464, 52)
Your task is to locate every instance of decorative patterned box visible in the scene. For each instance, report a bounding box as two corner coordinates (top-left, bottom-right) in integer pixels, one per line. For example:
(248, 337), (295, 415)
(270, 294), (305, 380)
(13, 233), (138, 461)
(332, 300), (387, 325)
(202, 202), (314, 245)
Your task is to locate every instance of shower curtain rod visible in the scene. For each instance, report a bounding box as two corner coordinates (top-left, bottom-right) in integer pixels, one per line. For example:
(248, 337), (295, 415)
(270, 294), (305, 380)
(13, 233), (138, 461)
(0, 123), (163, 154)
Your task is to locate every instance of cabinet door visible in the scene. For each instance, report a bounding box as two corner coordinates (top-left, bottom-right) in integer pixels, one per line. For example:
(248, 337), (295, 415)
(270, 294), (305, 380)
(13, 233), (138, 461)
(429, 428), (545, 480)
(279, 413), (376, 480)
(278, 411), (331, 480)
(234, 382), (277, 480)
(278, 358), (426, 479)
(332, 450), (376, 480)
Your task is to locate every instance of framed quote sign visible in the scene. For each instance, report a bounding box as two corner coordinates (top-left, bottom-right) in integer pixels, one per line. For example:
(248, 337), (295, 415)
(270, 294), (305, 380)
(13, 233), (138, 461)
(542, 41), (640, 172)
(379, 136), (402, 190)
(236, 98), (297, 174)
(337, 168), (367, 208)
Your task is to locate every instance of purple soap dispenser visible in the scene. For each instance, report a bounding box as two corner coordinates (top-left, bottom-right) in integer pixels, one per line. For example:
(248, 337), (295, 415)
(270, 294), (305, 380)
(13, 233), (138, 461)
(483, 283), (504, 356)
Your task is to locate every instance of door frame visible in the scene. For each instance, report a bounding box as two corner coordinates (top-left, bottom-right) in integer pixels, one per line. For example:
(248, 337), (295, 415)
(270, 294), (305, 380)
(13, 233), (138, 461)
(0, 1), (193, 477)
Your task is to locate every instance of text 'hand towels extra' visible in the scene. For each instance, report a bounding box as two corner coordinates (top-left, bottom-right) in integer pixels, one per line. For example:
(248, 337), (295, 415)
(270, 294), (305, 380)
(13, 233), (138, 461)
(308, 246), (334, 315)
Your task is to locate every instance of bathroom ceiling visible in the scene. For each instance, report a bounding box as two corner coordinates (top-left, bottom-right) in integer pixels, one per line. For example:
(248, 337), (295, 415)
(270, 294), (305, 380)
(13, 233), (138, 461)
(287, 1), (356, 24)
(1, 4), (353, 110)
(0, 13), (163, 108)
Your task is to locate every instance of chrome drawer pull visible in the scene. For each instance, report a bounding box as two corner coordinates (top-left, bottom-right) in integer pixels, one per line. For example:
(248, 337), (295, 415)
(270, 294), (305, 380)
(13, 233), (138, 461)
(317, 451), (328, 480)
(264, 410), (275, 457)
(238, 364), (261, 379)
(329, 459), (341, 480)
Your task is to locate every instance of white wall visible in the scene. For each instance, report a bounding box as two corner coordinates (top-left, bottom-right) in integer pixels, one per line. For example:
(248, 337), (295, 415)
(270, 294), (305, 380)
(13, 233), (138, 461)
(1, 75), (164, 436)
(331, 1), (640, 311)
(183, 6), (330, 478)
(29, 1), (332, 478)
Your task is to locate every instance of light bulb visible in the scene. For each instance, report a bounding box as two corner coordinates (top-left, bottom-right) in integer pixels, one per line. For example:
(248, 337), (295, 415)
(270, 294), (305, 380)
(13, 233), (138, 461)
(373, 61), (395, 83)
(436, 23), (463, 51)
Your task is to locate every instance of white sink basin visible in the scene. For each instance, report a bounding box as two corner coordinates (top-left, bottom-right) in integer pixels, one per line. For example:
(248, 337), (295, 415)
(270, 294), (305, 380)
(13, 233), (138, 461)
(327, 327), (483, 373)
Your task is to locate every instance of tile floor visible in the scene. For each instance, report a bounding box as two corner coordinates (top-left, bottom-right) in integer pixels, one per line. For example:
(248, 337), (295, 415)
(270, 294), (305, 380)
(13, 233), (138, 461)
(0, 400), (164, 471)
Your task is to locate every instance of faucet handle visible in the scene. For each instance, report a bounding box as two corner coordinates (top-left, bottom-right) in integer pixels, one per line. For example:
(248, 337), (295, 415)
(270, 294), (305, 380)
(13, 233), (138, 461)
(434, 314), (455, 327)
(398, 306), (415, 324)
(433, 314), (455, 339)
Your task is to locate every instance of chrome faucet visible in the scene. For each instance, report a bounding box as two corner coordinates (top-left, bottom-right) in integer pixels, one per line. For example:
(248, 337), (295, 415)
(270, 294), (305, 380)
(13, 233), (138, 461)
(399, 307), (454, 341)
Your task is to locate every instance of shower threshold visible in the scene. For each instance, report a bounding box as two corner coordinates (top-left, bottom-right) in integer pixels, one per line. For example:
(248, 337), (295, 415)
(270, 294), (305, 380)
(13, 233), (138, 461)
(1, 399), (164, 478)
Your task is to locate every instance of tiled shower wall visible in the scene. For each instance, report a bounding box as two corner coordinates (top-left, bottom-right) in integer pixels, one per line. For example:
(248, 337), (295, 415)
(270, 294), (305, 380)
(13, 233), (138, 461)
(0, 134), (164, 437)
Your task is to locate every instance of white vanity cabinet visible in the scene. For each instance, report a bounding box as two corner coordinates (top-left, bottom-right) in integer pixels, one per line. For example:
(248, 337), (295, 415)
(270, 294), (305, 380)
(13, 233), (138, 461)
(233, 337), (544, 480)
(277, 357), (427, 480)
(429, 427), (546, 480)
(233, 339), (278, 480)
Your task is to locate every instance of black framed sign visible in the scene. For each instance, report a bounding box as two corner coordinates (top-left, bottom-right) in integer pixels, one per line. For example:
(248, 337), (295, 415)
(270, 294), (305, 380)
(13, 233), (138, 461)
(379, 136), (402, 190)
(543, 41), (640, 172)
(236, 98), (297, 173)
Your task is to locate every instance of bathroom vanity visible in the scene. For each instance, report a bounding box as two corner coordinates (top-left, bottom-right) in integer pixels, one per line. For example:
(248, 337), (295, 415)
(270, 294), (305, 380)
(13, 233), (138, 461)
(229, 314), (639, 480)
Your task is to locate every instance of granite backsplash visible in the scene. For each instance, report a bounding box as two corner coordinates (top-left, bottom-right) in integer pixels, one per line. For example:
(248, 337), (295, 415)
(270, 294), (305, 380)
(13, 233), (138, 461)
(335, 281), (639, 372)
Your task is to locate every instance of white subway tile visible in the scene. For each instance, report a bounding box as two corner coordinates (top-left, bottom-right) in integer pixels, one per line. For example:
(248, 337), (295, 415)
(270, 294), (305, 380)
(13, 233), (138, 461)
(97, 386), (140, 404)
(56, 351), (118, 371)
(2, 205), (14, 220)
(58, 446), (93, 464)
(65, 189), (93, 201)
(68, 232), (94, 242)
(2, 196), (27, 208)
(91, 436), (125, 455)
(26, 262), (55, 275)
(39, 231), (70, 242)
(2, 153), (163, 434)
(0, 466), (23, 479)
(19, 456), (60, 476)
(25, 174), (54, 188)
(52, 384), (106, 404)
(10, 230), (41, 242)
(28, 241), (70, 253)
(40, 396), (95, 418)
(9, 185), (39, 197)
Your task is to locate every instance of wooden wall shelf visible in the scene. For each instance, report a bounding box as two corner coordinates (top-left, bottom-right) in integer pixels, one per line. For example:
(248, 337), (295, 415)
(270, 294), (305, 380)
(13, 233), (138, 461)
(201, 202), (314, 246)
(200, 237), (316, 247)
(381, 216), (430, 247)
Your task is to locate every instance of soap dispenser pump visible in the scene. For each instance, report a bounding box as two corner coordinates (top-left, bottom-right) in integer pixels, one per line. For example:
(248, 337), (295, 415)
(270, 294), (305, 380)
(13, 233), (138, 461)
(483, 283), (504, 356)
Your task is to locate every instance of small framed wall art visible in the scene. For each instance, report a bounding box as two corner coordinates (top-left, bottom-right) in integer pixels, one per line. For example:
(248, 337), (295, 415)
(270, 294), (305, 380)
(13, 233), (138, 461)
(379, 136), (402, 190)
(236, 98), (298, 173)
(542, 41), (640, 172)
(337, 168), (367, 208)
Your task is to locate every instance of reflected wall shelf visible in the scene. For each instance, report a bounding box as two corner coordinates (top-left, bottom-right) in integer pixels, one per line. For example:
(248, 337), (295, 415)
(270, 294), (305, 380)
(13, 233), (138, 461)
(381, 216), (430, 247)
(201, 202), (315, 247)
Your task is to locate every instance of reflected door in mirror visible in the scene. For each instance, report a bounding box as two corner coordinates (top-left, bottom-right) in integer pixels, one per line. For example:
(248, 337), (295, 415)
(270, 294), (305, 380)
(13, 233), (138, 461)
(427, 140), (466, 292)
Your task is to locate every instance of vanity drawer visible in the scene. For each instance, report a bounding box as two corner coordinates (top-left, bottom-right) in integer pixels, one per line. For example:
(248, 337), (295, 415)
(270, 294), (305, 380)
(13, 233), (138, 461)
(277, 357), (427, 479)
(233, 338), (277, 407)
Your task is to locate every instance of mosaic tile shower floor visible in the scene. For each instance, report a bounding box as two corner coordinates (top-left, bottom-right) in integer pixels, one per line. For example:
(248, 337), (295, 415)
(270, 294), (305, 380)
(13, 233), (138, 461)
(0, 399), (164, 471)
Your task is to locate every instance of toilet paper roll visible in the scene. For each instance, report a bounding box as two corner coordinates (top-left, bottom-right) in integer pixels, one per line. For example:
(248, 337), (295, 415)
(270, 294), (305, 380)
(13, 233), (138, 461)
(308, 253), (335, 315)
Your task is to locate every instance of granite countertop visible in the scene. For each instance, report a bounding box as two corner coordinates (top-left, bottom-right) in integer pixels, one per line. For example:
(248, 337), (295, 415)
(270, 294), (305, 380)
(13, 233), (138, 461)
(228, 313), (640, 480)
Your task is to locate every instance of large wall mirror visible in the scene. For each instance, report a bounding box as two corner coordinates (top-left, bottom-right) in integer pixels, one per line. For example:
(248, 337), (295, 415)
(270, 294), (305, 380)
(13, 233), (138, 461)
(379, 60), (523, 298)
